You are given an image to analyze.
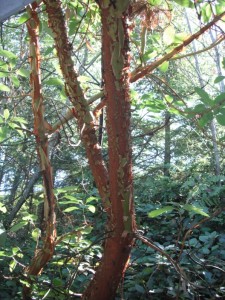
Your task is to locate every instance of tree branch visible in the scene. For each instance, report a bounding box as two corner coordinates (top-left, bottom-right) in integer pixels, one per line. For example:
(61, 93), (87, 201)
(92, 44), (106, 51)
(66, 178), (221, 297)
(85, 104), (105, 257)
(131, 12), (225, 83)
(170, 34), (225, 61)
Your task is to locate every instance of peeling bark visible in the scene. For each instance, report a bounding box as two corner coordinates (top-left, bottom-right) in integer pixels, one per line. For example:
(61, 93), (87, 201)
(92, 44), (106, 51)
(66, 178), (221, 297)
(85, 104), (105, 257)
(82, 1), (136, 299)
(44, 0), (110, 209)
(44, 1), (136, 299)
(23, 3), (57, 299)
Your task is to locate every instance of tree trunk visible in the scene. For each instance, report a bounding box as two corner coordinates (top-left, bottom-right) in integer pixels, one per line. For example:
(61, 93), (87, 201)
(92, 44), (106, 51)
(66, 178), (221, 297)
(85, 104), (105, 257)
(164, 111), (171, 176)
(43, 1), (136, 299)
(208, 28), (224, 176)
(82, 2), (136, 299)
(4, 169), (40, 229)
(22, 4), (57, 299)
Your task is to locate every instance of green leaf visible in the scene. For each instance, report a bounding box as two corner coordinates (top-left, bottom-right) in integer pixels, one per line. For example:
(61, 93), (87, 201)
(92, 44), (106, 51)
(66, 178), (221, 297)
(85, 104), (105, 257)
(135, 284), (145, 294)
(68, 1), (78, 9)
(17, 68), (30, 77)
(12, 117), (27, 124)
(0, 229), (7, 247)
(81, 225), (93, 234)
(22, 214), (37, 221)
(214, 76), (225, 84)
(199, 235), (209, 242)
(18, 13), (29, 24)
(165, 94), (173, 103)
(174, 32), (188, 44)
(45, 77), (64, 87)
(0, 126), (8, 142)
(148, 206), (174, 218)
(202, 3), (212, 23)
(202, 247), (210, 254)
(63, 206), (79, 212)
(193, 103), (206, 113)
(195, 87), (212, 106)
(173, 0), (194, 8)
(0, 83), (10, 92)
(148, 0), (162, 5)
(216, 109), (225, 125)
(214, 92), (225, 106)
(158, 61), (169, 72)
(0, 71), (8, 78)
(182, 204), (209, 217)
(9, 259), (17, 272)
(53, 278), (63, 287)
(222, 57), (225, 69)
(69, 19), (79, 36)
(216, 2), (225, 14)
(4, 109), (10, 120)
(31, 228), (41, 241)
(198, 112), (213, 128)
(11, 76), (20, 87)
(63, 195), (82, 203)
(44, 47), (54, 56)
(189, 238), (199, 246)
(0, 59), (8, 71)
(87, 205), (96, 213)
(10, 221), (28, 232)
(163, 25), (175, 45)
(12, 247), (20, 255)
(0, 48), (17, 60)
(86, 196), (98, 203)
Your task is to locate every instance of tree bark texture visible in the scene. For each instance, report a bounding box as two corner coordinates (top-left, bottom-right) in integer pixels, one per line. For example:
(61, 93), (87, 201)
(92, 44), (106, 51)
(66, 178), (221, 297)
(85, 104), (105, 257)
(23, 3), (57, 299)
(82, 1), (136, 298)
(44, 0), (110, 210)
(44, 0), (136, 299)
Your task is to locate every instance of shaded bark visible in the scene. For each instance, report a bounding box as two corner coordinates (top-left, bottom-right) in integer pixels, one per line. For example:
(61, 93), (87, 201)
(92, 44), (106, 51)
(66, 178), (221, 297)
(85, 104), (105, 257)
(164, 111), (171, 176)
(4, 169), (40, 229)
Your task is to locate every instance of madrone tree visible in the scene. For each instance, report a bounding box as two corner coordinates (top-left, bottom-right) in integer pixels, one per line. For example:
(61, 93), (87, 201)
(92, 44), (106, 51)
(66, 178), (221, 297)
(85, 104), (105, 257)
(1, 1), (225, 299)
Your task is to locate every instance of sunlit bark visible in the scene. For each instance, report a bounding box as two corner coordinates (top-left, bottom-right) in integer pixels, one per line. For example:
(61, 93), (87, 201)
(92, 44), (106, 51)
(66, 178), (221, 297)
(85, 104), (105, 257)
(22, 3), (57, 299)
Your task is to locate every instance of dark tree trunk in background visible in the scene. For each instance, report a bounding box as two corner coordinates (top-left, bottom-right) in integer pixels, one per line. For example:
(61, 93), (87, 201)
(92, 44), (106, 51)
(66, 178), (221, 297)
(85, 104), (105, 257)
(164, 111), (171, 176)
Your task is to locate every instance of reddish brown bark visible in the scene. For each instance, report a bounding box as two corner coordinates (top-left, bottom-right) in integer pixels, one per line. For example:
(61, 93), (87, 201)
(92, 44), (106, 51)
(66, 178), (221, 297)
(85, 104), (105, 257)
(23, 3), (56, 299)
(82, 1), (136, 299)
(43, 0), (136, 299)
(44, 0), (110, 210)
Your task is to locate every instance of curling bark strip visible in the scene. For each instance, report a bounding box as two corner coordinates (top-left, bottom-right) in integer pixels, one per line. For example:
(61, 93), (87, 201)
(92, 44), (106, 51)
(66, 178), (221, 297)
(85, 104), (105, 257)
(43, 0), (110, 210)
(131, 11), (225, 83)
(23, 3), (56, 299)
(82, 1), (136, 299)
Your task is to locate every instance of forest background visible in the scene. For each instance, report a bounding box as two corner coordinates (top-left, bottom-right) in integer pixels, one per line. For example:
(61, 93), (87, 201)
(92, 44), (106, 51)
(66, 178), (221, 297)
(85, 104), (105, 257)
(0, 0), (225, 299)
